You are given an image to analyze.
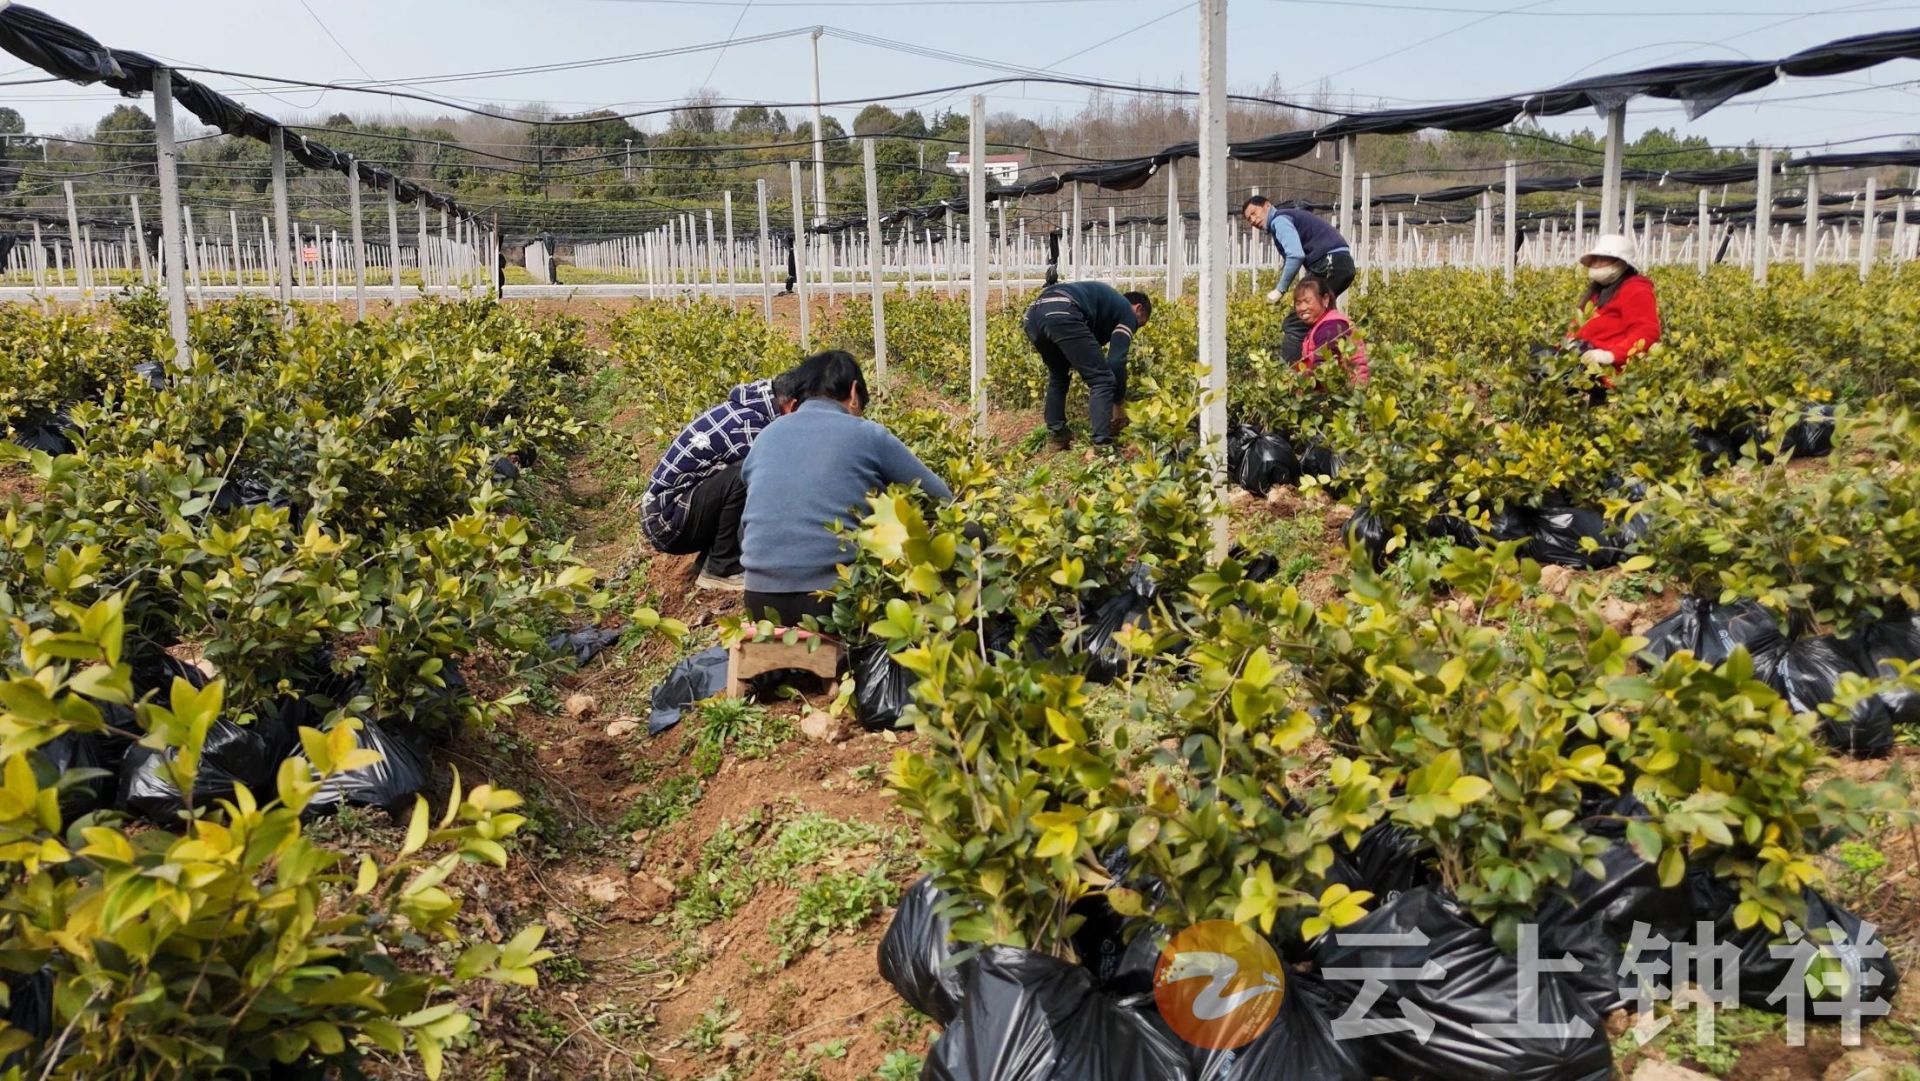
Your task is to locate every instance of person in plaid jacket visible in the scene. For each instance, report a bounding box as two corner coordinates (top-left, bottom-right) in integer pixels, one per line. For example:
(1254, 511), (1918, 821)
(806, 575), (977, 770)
(642, 366), (807, 591)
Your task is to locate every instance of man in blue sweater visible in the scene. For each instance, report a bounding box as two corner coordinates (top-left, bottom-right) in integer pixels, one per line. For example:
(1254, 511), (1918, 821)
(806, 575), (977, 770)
(1241, 196), (1355, 364)
(739, 351), (953, 626)
(1023, 280), (1153, 451)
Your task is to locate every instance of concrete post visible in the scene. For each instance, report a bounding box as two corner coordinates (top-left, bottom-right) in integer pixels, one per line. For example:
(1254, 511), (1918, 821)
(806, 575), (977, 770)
(348, 157), (367, 318)
(968, 95), (989, 440)
(790, 161), (810, 346)
(1755, 149), (1774, 285)
(1197, 0), (1230, 560)
(153, 68), (191, 367)
(864, 139), (887, 376)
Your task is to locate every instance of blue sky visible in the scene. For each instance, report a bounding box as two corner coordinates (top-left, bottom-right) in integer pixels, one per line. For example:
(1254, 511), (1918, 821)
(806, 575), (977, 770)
(5, 0), (1919, 154)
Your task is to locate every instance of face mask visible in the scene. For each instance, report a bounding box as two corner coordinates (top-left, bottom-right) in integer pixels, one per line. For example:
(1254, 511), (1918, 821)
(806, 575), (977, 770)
(1587, 262), (1625, 286)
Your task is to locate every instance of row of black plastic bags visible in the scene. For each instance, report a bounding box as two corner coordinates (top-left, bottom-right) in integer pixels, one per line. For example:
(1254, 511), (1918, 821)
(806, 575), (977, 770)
(34, 653), (435, 828)
(1641, 597), (1920, 758)
(880, 794), (1897, 1081)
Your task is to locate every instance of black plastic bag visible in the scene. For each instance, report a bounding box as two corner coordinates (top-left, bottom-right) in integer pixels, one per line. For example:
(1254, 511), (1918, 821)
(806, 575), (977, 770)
(1688, 423), (1730, 465)
(1638, 597), (1789, 685)
(296, 720), (431, 817)
(1189, 970), (1371, 1081)
(1479, 506), (1536, 546)
(1863, 614), (1920, 725)
(1236, 432), (1301, 495)
(1226, 422), (1259, 481)
(1326, 820), (1436, 898)
(492, 455), (523, 481)
(210, 476), (289, 515)
(28, 731), (112, 822)
(10, 413), (74, 456)
(1536, 842), (1689, 952)
(1070, 847), (1172, 991)
(924, 946), (1194, 1081)
(1312, 888), (1611, 1081)
(648, 645), (730, 735)
(2, 969), (51, 1071)
(547, 625), (624, 667)
(1082, 566), (1157, 684)
(1782, 403), (1836, 459)
(984, 613), (1064, 661)
(1425, 514), (1481, 549)
(1541, 916), (1631, 1020)
(878, 876), (971, 1026)
(132, 361), (168, 389)
(1684, 873), (1900, 1015)
(852, 641), (914, 731)
(1773, 636), (1894, 758)
(1344, 508), (1389, 569)
(116, 714), (296, 824)
(1527, 506), (1630, 570)
(1299, 441), (1344, 483)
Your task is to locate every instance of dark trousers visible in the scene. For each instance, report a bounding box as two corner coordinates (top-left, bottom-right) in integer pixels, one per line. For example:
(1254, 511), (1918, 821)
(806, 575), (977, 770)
(744, 590), (835, 627)
(660, 463), (745, 576)
(1026, 300), (1126, 445)
(1279, 250), (1357, 363)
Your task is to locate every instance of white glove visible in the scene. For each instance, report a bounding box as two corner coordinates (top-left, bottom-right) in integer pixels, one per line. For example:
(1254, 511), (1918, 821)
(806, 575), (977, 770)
(1265, 288), (1285, 305)
(1580, 348), (1615, 368)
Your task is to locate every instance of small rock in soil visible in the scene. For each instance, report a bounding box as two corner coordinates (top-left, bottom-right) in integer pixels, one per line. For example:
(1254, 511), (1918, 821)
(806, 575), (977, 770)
(545, 909), (577, 939)
(800, 709), (839, 742)
(605, 717), (640, 738)
(1539, 564), (1576, 596)
(1825, 1050), (1894, 1081)
(629, 873), (673, 916)
(575, 873), (625, 905)
(1599, 598), (1642, 634)
(565, 693), (598, 719)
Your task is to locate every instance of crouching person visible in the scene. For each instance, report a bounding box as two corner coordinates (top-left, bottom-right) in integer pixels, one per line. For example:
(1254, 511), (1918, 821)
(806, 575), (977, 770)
(641, 367), (807, 592)
(739, 351), (953, 626)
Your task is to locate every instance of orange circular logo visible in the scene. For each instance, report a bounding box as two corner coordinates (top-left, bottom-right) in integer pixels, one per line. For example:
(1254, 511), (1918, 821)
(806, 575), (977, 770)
(1154, 920), (1286, 1050)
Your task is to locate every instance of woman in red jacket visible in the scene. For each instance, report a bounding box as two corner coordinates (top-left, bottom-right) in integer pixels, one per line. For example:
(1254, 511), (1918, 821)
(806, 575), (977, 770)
(1568, 233), (1661, 382)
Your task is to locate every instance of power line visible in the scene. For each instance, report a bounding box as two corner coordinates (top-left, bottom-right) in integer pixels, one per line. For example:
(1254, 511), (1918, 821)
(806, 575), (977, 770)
(296, 0), (379, 83)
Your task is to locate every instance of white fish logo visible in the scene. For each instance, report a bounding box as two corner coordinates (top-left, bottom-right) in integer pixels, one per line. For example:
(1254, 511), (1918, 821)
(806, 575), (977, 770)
(1160, 950), (1285, 1021)
(1155, 921), (1288, 1049)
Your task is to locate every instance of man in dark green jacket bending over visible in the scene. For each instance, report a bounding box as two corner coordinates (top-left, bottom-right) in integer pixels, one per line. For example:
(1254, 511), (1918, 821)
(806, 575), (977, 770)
(1023, 280), (1152, 450)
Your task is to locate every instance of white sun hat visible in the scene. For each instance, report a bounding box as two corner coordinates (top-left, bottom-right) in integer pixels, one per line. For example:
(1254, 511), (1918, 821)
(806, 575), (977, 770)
(1579, 233), (1639, 269)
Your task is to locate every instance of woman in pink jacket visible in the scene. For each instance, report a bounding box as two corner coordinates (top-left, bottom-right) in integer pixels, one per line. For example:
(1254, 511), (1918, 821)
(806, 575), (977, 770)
(1294, 276), (1368, 385)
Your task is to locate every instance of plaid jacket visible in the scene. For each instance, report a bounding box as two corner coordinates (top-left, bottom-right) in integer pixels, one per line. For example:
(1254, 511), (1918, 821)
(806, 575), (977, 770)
(641, 379), (779, 548)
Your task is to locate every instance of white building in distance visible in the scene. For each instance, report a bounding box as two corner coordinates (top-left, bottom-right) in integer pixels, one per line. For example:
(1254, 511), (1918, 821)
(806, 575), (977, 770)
(945, 152), (1026, 183)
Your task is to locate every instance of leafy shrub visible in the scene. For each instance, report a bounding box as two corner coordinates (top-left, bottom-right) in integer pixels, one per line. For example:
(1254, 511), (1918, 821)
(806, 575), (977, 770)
(0, 592), (547, 1079)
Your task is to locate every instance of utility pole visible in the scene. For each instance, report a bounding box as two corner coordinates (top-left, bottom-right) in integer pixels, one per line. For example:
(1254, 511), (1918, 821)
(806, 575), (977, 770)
(1599, 106), (1626, 233)
(864, 139), (887, 376)
(967, 96), (988, 441)
(811, 28), (828, 228)
(1754, 148), (1774, 284)
(624, 139), (633, 182)
(1197, 0), (1230, 561)
(152, 67), (190, 369)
